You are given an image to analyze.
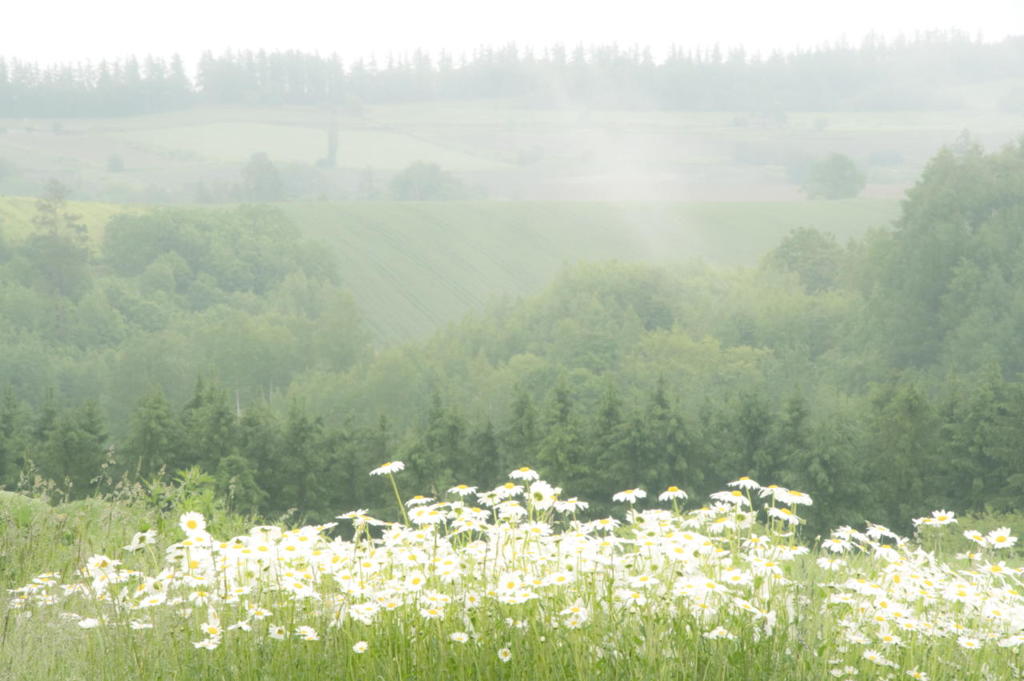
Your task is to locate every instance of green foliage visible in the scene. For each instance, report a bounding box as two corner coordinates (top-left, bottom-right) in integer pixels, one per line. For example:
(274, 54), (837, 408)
(284, 199), (897, 343)
(801, 153), (866, 199)
(241, 152), (284, 201)
(21, 180), (93, 301)
(867, 139), (1024, 373)
(121, 388), (184, 481)
(763, 227), (843, 293)
(536, 382), (590, 499)
(501, 388), (539, 471)
(0, 386), (26, 487)
(215, 453), (266, 516)
(406, 393), (469, 497)
(389, 161), (477, 200)
(101, 205), (330, 296)
(34, 401), (108, 498)
(0, 203), (371, 438)
(6, 138), (1024, 537)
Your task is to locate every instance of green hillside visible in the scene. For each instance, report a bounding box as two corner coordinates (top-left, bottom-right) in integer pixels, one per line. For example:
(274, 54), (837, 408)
(284, 199), (901, 341)
(0, 196), (133, 242)
(0, 195), (899, 343)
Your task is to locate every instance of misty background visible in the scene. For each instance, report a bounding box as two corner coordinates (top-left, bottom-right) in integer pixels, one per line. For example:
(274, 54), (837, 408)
(0, 9), (1023, 535)
(0, 34), (1022, 203)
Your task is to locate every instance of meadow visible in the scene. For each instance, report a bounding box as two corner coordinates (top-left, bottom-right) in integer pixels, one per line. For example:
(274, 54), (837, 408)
(3, 464), (1022, 681)
(3, 45), (1024, 680)
(1, 99), (1020, 203)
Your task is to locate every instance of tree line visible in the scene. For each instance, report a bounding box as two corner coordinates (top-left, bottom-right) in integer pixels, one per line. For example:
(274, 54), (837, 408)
(2, 362), (1024, 537)
(2, 32), (1021, 117)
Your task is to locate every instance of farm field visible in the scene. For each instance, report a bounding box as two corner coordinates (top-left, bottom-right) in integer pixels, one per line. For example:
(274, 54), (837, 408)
(1, 99), (1020, 202)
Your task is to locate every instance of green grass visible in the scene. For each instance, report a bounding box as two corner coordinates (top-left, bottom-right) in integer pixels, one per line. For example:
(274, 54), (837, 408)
(285, 199), (901, 342)
(3, 472), (1023, 681)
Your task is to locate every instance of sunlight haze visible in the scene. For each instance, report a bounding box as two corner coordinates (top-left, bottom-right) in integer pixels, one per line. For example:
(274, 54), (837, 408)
(4, 0), (1022, 64)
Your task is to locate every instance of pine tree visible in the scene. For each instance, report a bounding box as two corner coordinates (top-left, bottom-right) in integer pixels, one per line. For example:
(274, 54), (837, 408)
(238, 403), (280, 507)
(180, 379), (237, 472)
(501, 388), (539, 472)
(467, 419), (501, 488)
(590, 383), (633, 502)
(792, 407), (873, 534)
(24, 180), (92, 301)
(770, 396), (810, 487)
(123, 388), (184, 481)
(733, 392), (777, 481)
(635, 378), (695, 494)
(215, 453), (266, 516)
(867, 382), (939, 527)
(408, 392), (466, 497)
(39, 402), (107, 498)
(0, 386), (26, 487)
(277, 403), (326, 518)
(536, 382), (589, 502)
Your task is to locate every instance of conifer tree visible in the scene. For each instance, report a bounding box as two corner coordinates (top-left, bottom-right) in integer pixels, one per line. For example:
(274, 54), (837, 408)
(277, 403), (326, 517)
(0, 386), (26, 487)
(39, 401), (107, 498)
(536, 382), (589, 502)
(590, 383), (633, 501)
(408, 392), (467, 497)
(180, 379), (237, 472)
(123, 388), (184, 481)
(215, 453), (266, 516)
(467, 419), (501, 488)
(501, 388), (539, 471)
(635, 378), (694, 494)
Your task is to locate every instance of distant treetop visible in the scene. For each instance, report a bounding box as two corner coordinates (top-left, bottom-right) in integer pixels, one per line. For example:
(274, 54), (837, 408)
(0, 33), (1019, 116)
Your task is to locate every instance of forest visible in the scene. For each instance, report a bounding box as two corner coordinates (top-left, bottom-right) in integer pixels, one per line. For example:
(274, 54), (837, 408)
(1, 137), (1023, 536)
(1, 32), (1022, 117)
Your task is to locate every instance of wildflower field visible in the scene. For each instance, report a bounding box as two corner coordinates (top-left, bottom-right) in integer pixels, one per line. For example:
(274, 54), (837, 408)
(3, 464), (1023, 681)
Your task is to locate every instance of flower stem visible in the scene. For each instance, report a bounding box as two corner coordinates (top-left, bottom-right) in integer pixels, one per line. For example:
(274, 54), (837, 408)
(389, 473), (410, 525)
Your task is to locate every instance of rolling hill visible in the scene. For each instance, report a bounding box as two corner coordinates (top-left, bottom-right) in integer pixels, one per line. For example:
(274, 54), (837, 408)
(287, 199), (899, 342)
(0, 195), (900, 343)
(2, 99), (1020, 203)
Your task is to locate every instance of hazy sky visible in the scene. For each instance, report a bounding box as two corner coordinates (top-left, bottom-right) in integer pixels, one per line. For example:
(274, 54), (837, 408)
(4, 0), (1022, 65)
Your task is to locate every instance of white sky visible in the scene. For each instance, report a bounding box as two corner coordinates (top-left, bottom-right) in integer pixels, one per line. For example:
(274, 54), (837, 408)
(3, 0), (1022, 66)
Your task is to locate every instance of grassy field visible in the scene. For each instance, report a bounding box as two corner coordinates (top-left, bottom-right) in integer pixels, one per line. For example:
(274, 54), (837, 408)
(1, 99), (1020, 202)
(285, 199), (901, 341)
(3, 469), (1023, 681)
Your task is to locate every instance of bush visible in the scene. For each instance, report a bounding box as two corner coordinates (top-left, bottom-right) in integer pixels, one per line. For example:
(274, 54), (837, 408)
(801, 153), (866, 199)
(106, 154), (125, 173)
(389, 162), (478, 201)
